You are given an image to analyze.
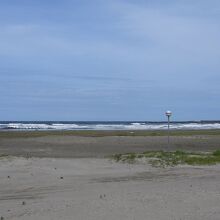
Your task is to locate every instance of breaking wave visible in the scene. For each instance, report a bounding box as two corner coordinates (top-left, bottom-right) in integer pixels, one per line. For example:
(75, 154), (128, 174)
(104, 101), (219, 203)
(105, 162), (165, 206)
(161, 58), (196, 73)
(1, 121), (220, 130)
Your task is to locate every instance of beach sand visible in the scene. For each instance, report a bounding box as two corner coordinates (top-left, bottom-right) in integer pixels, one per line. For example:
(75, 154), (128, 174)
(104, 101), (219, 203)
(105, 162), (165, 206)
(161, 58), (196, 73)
(1, 131), (220, 219)
(1, 131), (220, 158)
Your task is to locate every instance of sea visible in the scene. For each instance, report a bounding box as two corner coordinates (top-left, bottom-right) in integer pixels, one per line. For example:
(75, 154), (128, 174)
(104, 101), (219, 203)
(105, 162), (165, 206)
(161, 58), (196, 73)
(0, 121), (220, 130)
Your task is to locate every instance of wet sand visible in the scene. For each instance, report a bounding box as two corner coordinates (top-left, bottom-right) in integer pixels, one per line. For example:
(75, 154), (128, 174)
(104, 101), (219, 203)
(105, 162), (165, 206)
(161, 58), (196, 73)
(0, 131), (220, 158)
(1, 131), (220, 219)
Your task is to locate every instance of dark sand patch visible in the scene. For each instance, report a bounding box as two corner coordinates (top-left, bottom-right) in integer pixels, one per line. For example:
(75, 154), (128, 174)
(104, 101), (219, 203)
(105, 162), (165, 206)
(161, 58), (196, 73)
(1, 130), (220, 158)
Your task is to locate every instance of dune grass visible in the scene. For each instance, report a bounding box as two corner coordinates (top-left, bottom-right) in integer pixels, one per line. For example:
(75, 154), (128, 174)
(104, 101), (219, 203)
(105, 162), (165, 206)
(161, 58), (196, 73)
(112, 150), (220, 167)
(0, 154), (9, 159)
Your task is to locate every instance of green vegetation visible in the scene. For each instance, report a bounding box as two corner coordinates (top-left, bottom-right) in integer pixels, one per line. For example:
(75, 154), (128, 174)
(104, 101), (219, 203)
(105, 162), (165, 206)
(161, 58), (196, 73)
(213, 150), (220, 157)
(0, 154), (9, 159)
(1, 129), (220, 138)
(112, 150), (220, 167)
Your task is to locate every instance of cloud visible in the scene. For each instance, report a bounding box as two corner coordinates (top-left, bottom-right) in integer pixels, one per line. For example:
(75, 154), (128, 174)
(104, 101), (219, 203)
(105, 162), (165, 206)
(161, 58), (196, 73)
(111, 1), (220, 61)
(0, 0), (220, 120)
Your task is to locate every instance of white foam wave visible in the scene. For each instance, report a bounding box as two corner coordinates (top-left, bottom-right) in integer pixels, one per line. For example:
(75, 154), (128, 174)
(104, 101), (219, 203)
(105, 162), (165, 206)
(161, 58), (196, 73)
(1, 122), (220, 130)
(2, 123), (89, 130)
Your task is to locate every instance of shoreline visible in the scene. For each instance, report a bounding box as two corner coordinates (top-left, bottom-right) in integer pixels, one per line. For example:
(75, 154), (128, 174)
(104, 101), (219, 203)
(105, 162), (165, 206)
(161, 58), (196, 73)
(1, 129), (220, 137)
(0, 130), (220, 158)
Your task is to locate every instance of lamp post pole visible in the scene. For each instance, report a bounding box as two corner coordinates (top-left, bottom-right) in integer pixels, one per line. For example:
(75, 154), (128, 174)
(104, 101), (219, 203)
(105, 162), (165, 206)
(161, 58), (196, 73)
(165, 111), (172, 150)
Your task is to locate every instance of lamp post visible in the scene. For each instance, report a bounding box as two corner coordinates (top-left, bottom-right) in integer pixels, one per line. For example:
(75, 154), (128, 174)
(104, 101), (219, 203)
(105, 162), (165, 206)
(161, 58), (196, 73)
(165, 110), (172, 149)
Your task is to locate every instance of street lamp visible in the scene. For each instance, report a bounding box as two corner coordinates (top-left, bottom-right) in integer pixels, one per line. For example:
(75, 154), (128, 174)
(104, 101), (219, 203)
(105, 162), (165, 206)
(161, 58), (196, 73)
(165, 110), (172, 148)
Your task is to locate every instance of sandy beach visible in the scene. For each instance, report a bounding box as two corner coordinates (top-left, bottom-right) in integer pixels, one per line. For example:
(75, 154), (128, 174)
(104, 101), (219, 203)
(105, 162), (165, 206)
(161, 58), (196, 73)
(1, 131), (220, 219)
(1, 130), (220, 158)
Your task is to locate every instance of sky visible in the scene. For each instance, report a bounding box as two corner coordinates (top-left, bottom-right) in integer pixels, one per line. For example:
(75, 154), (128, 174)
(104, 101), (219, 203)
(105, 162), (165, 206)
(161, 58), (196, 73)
(0, 0), (220, 121)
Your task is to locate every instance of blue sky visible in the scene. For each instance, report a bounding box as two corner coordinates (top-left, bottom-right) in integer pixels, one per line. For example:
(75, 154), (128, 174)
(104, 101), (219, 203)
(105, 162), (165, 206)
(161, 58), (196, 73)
(0, 0), (220, 121)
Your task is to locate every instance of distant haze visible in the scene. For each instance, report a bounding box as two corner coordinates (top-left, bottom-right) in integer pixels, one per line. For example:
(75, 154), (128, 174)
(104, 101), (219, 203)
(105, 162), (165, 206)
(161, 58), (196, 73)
(0, 0), (220, 121)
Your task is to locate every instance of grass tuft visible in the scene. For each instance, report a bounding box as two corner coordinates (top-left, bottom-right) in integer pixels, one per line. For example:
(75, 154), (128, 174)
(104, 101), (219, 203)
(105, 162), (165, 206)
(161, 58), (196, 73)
(112, 150), (220, 167)
(213, 150), (220, 157)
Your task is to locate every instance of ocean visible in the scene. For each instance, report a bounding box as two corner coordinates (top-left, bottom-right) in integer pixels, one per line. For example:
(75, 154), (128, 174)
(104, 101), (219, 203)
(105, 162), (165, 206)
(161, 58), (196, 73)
(0, 121), (220, 130)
